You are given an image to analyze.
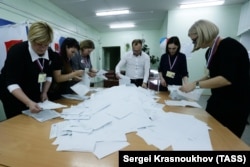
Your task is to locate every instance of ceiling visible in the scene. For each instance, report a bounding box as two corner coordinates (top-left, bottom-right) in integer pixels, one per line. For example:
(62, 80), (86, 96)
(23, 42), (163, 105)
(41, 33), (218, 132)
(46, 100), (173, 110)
(49, 0), (248, 33)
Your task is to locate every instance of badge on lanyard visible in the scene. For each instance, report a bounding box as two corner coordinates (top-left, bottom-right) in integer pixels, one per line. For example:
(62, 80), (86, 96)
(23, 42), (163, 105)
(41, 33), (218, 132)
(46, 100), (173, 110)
(38, 73), (47, 83)
(166, 71), (175, 78)
(167, 55), (178, 79)
(36, 58), (46, 83)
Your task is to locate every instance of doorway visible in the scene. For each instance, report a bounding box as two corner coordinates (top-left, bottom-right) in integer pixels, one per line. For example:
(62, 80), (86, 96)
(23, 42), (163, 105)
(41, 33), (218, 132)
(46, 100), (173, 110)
(102, 46), (120, 71)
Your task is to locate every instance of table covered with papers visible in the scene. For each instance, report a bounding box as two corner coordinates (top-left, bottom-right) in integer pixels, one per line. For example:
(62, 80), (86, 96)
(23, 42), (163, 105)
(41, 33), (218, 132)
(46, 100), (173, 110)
(0, 85), (249, 167)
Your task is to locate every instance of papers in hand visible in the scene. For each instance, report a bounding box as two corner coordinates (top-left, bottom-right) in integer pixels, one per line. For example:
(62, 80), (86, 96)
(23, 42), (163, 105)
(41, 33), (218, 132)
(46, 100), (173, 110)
(71, 82), (90, 97)
(22, 109), (60, 122)
(96, 69), (108, 80)
(168, 85), (203, 101)
(38, 100), (67, 110)
(165, 100), (202, 108)
(119, 75), (131, 85)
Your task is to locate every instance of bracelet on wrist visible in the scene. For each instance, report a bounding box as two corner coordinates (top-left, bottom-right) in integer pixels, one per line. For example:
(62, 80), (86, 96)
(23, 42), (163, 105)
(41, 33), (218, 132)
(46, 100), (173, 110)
(196, 81), (200, 89)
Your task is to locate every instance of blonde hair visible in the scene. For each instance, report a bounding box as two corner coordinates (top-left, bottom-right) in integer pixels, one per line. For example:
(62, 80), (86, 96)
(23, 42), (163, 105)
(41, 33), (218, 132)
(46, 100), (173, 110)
(188, 19), (219, 52)
(79, 40), (95, 51)
(28, 21), (54, 44)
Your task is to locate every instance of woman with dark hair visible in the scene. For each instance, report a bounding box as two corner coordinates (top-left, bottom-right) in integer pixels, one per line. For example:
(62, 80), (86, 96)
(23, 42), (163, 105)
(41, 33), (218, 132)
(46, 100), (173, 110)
(48, 37), (83, 100)
(158, 36), (189, 91)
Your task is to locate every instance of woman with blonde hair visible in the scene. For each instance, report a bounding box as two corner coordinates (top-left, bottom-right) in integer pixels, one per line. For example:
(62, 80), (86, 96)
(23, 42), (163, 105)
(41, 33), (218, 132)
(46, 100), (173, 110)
(180, 19), (250, 137)
(0, 21), (57, 118)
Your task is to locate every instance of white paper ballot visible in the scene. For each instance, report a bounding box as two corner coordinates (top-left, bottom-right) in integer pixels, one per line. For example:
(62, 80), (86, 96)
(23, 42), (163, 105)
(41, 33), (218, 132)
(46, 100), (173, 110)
(70, 82), (90, 97)
(168, 85), (203, 101)
(22, 109), (60, 122)
(165, 100), (202, 108)
(82, 72), (91, 87)
(62, 94), (89, 101)
(96, 69), (108, 80)
(38, 100), (67, 110)
(119, 75), (131, 85)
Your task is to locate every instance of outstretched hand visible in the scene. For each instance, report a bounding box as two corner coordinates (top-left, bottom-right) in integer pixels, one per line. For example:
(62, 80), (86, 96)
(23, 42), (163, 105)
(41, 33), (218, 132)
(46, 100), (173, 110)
(179, 82), (196, 93)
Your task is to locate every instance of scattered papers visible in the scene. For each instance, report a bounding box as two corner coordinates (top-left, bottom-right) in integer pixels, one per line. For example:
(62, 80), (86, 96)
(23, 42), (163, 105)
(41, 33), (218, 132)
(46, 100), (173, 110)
(137, 112), (212, 150)
(48, 85), (212, 159)
(165, 100), (202, 108)
(61, 94), (89, 101)
(38, 100), (67, 110)
(22, 109), (60, 122)
(168, 85), (203, 101)
(119, 75), (131, 85)
(70, 82), (90, 97)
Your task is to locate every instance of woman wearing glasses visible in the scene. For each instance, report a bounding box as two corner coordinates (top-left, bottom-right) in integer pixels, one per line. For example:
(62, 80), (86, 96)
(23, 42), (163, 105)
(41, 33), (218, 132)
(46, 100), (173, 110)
(180, 19), (250, 137)
(71, 39), (97, 78)
(0, 21), (57, 119)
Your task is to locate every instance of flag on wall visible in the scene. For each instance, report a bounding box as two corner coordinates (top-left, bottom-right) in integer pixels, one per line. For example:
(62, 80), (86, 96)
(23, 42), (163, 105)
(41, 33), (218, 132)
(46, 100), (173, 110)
(0, 23), (28, 72)
(50, 30), (65, 53)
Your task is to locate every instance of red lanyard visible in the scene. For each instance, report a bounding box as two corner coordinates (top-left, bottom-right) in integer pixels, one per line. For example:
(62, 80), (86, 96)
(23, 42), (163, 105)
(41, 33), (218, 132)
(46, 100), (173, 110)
(36, 58), (44, 72)
(207, 36), (220, 68)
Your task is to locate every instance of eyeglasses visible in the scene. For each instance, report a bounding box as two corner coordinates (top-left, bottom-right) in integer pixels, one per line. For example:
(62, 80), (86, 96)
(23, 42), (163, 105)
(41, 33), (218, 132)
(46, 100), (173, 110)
(34, 42), (50, 48)
(192, 37), (198, 44)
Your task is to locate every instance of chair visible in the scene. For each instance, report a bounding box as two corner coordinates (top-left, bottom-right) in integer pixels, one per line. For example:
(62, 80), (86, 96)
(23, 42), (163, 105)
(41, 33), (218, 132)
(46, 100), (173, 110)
(103, 70), (126, 88)
(148, 69), (160, 91)
(0, 100), (6, 121)
(103, 70), (119, 88)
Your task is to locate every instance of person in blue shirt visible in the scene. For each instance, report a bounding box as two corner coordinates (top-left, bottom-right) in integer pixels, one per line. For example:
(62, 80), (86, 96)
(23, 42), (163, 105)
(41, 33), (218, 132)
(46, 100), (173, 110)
(71, 39), (97, 78)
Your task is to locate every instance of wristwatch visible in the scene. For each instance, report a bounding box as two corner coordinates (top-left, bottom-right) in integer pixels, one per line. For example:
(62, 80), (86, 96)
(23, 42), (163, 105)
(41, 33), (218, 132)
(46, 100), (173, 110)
(196, 81), (200, 89)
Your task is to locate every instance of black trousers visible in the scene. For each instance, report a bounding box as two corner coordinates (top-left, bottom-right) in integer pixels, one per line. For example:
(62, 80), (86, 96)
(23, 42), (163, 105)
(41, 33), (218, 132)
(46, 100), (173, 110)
(206, 96), (250, 138)
(130, 79), (143, 87)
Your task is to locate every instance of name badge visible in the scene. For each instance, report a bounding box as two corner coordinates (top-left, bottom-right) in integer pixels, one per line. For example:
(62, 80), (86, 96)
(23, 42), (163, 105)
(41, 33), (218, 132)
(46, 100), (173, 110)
(38, 73), (47, 83)
(166, 71), (175, 78)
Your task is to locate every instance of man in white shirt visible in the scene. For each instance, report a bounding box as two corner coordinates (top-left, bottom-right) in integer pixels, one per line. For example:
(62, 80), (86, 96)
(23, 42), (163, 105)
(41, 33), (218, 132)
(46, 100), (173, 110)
(115, 39), (150, 88)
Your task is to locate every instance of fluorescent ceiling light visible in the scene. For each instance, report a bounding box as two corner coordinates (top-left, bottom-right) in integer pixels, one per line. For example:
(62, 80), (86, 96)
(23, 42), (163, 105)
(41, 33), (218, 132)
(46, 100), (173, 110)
(110, 23), (135, 29)
(180, 0), (224, 9)
(96, 10), (129, 16)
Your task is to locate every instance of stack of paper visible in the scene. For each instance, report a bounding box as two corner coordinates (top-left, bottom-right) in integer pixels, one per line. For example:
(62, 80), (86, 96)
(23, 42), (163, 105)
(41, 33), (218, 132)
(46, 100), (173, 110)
(165, 100), (202, 108)
(168, 85), (203, 101)
(48, 85), (212, 159)
(22, 109), (60, 122)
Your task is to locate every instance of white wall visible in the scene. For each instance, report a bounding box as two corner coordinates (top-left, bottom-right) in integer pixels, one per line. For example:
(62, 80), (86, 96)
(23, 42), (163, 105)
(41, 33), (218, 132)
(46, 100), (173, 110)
(100, 30), (161, 70)
(0, 1), (245, 87)
(166, 5), (242, 95)
(0, 0), (101, 71)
